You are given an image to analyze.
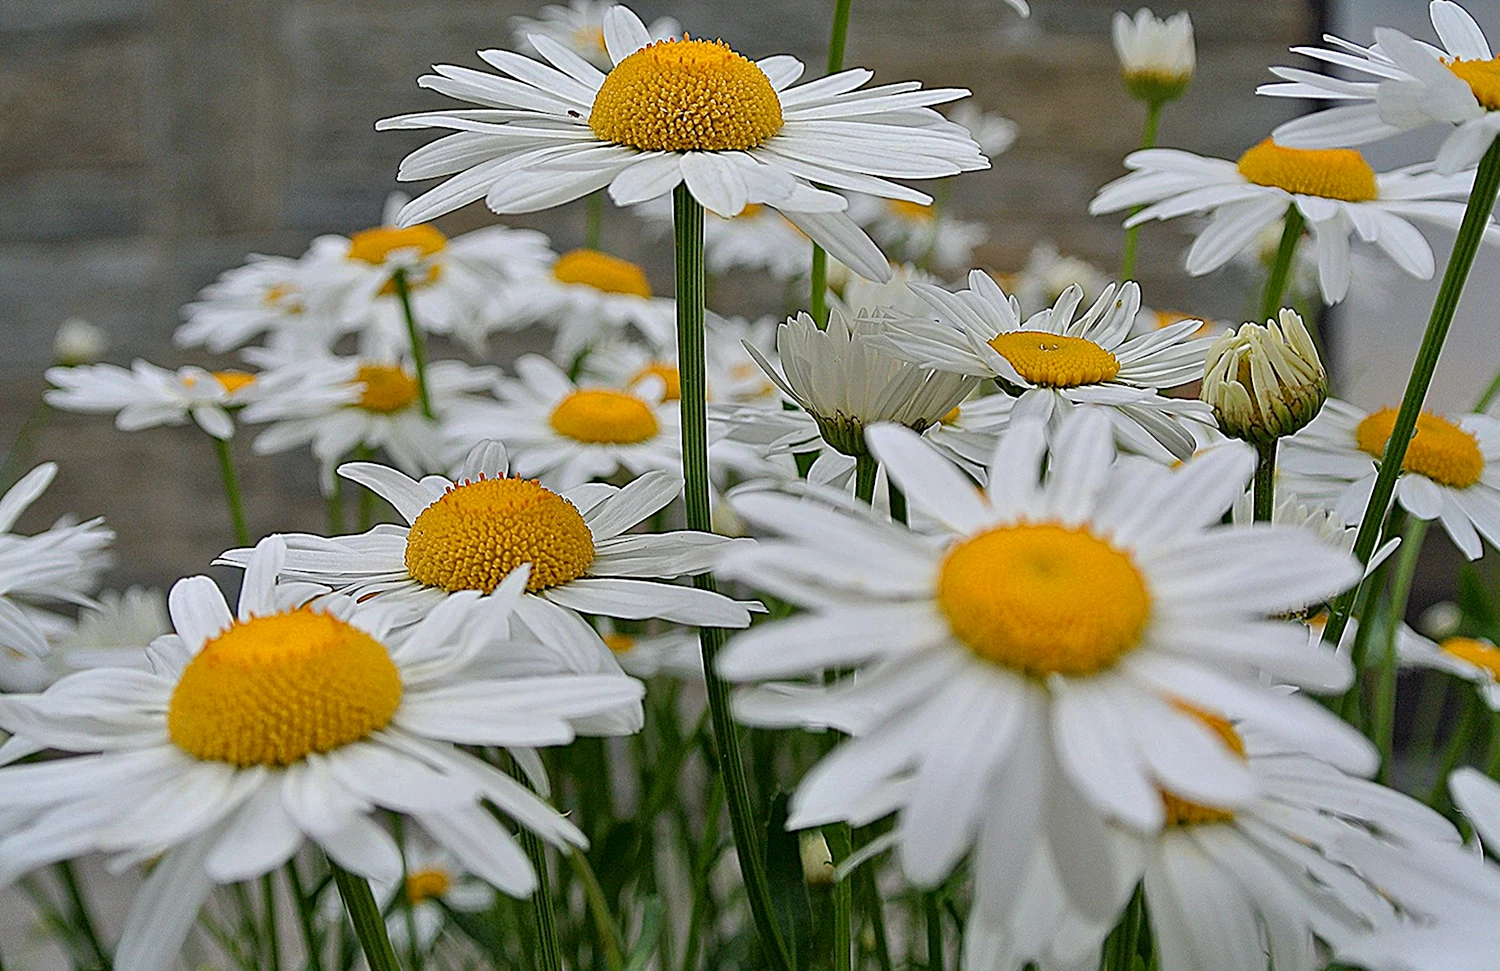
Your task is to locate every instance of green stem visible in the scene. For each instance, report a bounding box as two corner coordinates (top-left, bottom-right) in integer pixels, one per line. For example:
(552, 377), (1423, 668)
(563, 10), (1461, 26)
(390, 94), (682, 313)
(326, 474), (345, 535)
(807, 0), (855, 329)
(888, 479), (908, 526)
(57, 861), (110, 971)
(924, 894), (943, 971)
(1485, 711), (1500, 778)
(1375, 517), (1428, 782)
(674, 185), (793, 971)
(1323, 137), (1500, 656)
(586, 190), (604, 250)
(330, 862), (401, 971)
(521, 829), (565, 971)
(1252, 440), (1277, 522)
(854, 453), (878, 505)
(1119, 99), (1164, 282)
(391, 268), (435, 420)
(570, 847), (626, 971)
(0, 399), (52, 494)
(827, 0), (854, 74)
(212, 436), (251, 547)
(1339, 514), (1401, 727)
(262, 872), (282, 971)
(354, 444), (378, 531)
(1431, 691), (1481, 806)
(1476, 364), (1500, 413)
(826, 823), (853, 971)
(285, 860), (323, 971)
(392, 816), (423, 971)
(1260, 204), (1306, 324)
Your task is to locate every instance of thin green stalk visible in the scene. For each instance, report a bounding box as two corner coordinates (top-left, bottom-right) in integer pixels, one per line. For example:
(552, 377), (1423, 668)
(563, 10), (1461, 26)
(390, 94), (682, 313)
(673, 184), (793, 971)
(808, 0), (855, 329)
(1476, 365), (1500, 413)
(924, 894), (943, 971)
(1324, 137), (1500, 656)
(1339, 522), (1399, 727)
(586, 191), (604, 250)
(1485, 711), (1500, 778)
(286, 859), (323, 971)
(212, 436), (251, 547)
(262, 872), (283, 971)
(888, 479), (908, 526)
(354, 444), (378, 531)
(858, 860), (894, 971)
(56, 861), (110, 971)
(826, 824), (853, 971)
(1375, 517), (1428, 781)
(392, 816), (424, 971)
(1119, 99), (1164, 281)
(827, 0), (854, 74)
(1431, 691), (1481, 806)
(0, 399), (52, 494)
(1260, 204), (1306, 324)
(391, 269), (435, 420)
(570, 847), (626, 971)
(326, 474), (345, 535)
(330, 862), (401, 971)
(521, 828), (565, 971)
(1409, 674), (1452, 762)
(1252, 440), (1277, 522)
(854, 453), (878, 505)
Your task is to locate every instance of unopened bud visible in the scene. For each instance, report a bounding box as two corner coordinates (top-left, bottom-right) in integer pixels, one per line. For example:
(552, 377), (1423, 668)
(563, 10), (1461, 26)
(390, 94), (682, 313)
(1113, 8), (1195, 105)
(1201, 309), (1326, 445)
(53, 318), (107, 366)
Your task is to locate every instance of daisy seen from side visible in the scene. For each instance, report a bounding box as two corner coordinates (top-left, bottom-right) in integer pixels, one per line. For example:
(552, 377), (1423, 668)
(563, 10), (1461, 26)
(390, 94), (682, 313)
(45, 361), (260, 440)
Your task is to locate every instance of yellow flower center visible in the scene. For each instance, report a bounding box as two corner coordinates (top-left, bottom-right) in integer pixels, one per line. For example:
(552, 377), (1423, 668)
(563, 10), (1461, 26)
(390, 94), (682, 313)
(212, 371), (256, 394)
(1235, 139), (1378, 202)
(1442, 637), (1500, 681)
(940, 405), (962, 425)
(1355, 408), (1484, 489)
(549, 389), (660, 444)
(988, 333), (1121, 388)
(1447, 57), (1500, 112)
(352, 364), (421, 414)
(405, 868), (452, 904)
(630, 362), (682, 401)
(1160, 704), (1245, 827)
(936, 523), (1151, 676)
(347, 225), (449, 266)
(263, 283), (302, 311)
(603, 632), (636, 653)
(588, 37), (784, 152)
(886, 199), (936, 222)
(167, 610), (402, 767)
(404, 477), (596, 594)
(735, 203), (766, 219)
(552, 249), (653, 298)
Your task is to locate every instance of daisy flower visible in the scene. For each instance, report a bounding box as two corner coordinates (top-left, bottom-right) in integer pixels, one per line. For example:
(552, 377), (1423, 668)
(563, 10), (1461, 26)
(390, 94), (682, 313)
(600, 626), (703, 680)
(511, 0), (679, 72)
(1261, 1), (1500, 174)
(1004, 241), (1111, 316)
(946, 103), (1018, 158)
(1113, 8), (1195, 105)
(719, 413), (1373, 931)
(220, 442), (754, 641)
(1397, 634), (1500, 708)
(0, 536), (644, 971)
(376, 5), (990, 282)
(580, 316), (779, 407)
(874, 271), (1216, 460)
(846, 193), (987, 272)
(1280, 398), (1500, 559)
(635, 197), (816, 281)
(444, 355), (681, 489)
(965, 715), (1459, 971)
(176, 241), (353, 355)
(0, 587), (169, 694)
(380, 838), (495, 952)
(0, 464), (114, 660)
(834, 263), (946, 319)
(494, 248), (677, 362)
(240, 351), (500, 493)
(1089, 143), (1489, 303)
(52, 318), (106, 366)
(45, 361), (260, 440)
(922, 392), (1019, 481)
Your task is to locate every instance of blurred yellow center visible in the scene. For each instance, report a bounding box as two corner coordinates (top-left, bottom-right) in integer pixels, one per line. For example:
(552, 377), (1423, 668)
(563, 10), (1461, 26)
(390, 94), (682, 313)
(936, 524), (1151, 676)
(353, 364), (420, 414)
(1160, 704), (1244, 826)
(347, 225), (448, 265)
(1442, 637), (1500, 681)
(940, 405), (962, 425)
(887, 199), (936, 222)
(552, 249), (653, 298)
(404, 477), (595, 594)
(549, 389), (660, 444)
(1447, 57), (1500, 111)
(988, 333), (1120, 388)
(212, 371), (256, 393)
(1236, 139), (1377, 202)
(735, 203), (766, 219)
(1355, 408), (1483, 489)
(167, 610), (402, 767)
(630, 362), (682, 401)
(589, 37), (784, 151)
(405, 869), (452, 904)
(603, 632), (636, 653)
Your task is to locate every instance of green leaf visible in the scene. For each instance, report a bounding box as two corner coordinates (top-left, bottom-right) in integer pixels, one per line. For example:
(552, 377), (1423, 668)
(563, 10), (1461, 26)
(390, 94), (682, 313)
(623, 898), (665, 971)
(764, 792), (815, 971)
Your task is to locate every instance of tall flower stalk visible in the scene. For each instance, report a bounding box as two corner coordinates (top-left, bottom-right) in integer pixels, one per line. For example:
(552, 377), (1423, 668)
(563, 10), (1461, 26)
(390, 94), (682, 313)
(1119, 100), (1163, 281)
(1260, 205), (1305, 324)
(212, 436), (251, 547)
(808, 0), (856, 328)
(331, 862), (402, 971)
(391, 268), (436, 420)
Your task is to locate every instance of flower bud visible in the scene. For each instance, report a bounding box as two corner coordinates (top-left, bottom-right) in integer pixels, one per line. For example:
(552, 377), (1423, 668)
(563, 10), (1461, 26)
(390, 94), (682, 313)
(1200, 309), (1327, 445)
(1113, 8), (1195, 105)
(800, 830), (835, 887)
(52, 318), (107, 366)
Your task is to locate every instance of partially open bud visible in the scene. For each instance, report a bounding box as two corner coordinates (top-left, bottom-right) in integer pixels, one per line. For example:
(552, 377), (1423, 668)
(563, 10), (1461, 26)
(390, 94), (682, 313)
(1200, 309), (1326, 445)
(1113, 8), (1195, 105)
(53, 318), (107, 366)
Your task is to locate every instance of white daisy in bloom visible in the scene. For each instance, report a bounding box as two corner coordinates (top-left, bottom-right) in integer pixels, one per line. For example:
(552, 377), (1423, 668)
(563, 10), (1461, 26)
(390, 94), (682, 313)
(0, 464), (113, 660)
(744, 308), (978, 457)
(846, 193), (988, 272)
(176, 241), (353, 355)
(580, 316), (778, 408)
(834, 262), (946, 319)
(719, 413), (1373, 932)
(1397, 634), (1500, 709)
(600, 626), (703, 680)
(511, 0), (679, 72)
(946, 103), (1019, 158)
(1280, 398), (1500, 559)
(45, 361), (260, 440)
(1130, 305), (1228, 341)
(376, 5), (991, 282)
(923, 392), (1019, 481)
(1112, 8), (1196, 104)
(494, 248), (677, 362)
(0, 536), (644, 971)
(240, 351), (499, 493)
(0, 587), (170, 695)
(220, 442), (753, 644)
(1261, 1), (1500, 174)
(1089, 143), (1488, 303)
(379, 839), (495, 952)
(1003, 241), (1112, 316)
(874, 272), (1215, 461)
(635, 197), (816, 280)
(964, 716), (1459, 971)
(445, 355), (681, 489)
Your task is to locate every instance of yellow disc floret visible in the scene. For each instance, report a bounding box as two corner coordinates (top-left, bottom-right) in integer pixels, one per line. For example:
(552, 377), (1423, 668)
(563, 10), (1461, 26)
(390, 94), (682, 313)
(1447, 57), (1500, 112)
(988, 333), (1121, 388)
(589, 37), (784, 152)
(347, 224), (448, 265)
(404, 477), (595, 594)
(167, 609), (402, 767)
(1355, 408), (1484, 489)
(549, 389), (660, 444)
(353, 364), (421, 414)
(212, 371), (257, 394)
(1160, 704), (1245, 826)
(936, 523), (1151, 676)
(1236, 139), (1378, 202)
(603, 632), (636, 654)
(1443, 637), (1500, 681)
(405, 869), (453, 904)
(887, 199), (936, 222)
(552, 249), (653, 298)
(630, 362), (682, 401)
